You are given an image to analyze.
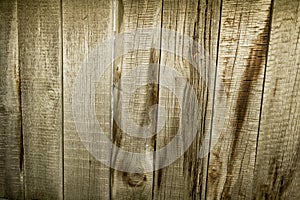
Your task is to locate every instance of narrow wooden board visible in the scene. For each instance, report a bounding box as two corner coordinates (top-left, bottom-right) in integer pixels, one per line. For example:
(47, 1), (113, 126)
(152, 0), (221, 199)
(253, 0), (300, 199)
(0, 0), (23, 198)
(205, 0), (272, 199)
(63, 0), (113, 199)
(111, 0), (162, 199)
(18, 0), (63, 198)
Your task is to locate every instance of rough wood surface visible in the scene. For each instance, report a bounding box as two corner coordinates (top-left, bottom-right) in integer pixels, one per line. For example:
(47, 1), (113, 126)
(205, 0), (272, 199)
(0, 0), (23, 199)
(152, 0), (221, 199)
(63, 0), (113, 199)
(18, 0), (63, 198)
(253, 0), (300, 199)
(0, 0), (300, 199)
(111, 0), (161, 199)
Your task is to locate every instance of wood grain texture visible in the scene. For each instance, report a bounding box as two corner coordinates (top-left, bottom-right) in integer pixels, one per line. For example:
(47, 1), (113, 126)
(152, 0), (221, 199)
(0, 0), (299, 199)
(253, 0), (300, 199)
(0, 0), (23, 199)
(111, 0), (161, 199)
(18, 0), (63, 198)
(63, 0), (113, 199)
(206, 0), (273, 199)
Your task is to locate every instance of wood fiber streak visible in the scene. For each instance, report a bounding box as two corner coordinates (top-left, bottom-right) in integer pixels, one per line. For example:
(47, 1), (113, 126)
(0, 0), (23, 198)
(18, 0), (63, 199)
(63, 0), (113, 199)
(253, 0), (300, 199)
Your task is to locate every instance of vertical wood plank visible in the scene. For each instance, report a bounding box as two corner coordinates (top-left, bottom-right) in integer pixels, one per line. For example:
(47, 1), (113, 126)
(0, 0), (23, 198)
(253, 0), (300, 199)
(18, 0), (63, 198)
(111, 0), (161, 199)
(152, 0), (221, 199)
(205, 0), (273, 199)
(63, 0), (113, 199)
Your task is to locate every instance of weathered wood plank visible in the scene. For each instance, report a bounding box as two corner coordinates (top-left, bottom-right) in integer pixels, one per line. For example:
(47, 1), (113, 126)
(152, 0), (221, 199)
(18, 0), (63, 198)
(63, 0), (113, 199)
(111, 0), (162, 199)
(0, 0), (23, 198)
(205, 0), (273, 199)
(253, 0), (300, 199)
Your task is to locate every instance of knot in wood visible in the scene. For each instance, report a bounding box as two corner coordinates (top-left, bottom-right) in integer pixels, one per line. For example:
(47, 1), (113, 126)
(123, 172), (147, 187)
(208, 165), (219, 179)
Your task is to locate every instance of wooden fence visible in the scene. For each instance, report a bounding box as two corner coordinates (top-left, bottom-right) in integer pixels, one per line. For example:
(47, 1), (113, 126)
(0, 0), (299, 199)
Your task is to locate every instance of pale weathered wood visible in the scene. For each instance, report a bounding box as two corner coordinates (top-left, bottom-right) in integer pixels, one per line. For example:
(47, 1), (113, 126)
(111, 0), (162, 199)
(253, 0), (300, 199)
(152, 0), (221, 199)
(0, 0), (23, 198)
(63, 0), (113, 199)
(18, 0), (63, 198)
(205, 0), (273, 199)
(1, 0), (300, 199)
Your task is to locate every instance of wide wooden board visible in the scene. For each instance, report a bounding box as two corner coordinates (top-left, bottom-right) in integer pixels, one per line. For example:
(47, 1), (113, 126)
(205, 0), (272, 199)
(63, 0), (113, 199)
(111, 0), (161, 199)
(152, 0), (221, 199)
(253, 0), (300, 199)
(18, 0), (63, 198)
(0, 0), (23, 198)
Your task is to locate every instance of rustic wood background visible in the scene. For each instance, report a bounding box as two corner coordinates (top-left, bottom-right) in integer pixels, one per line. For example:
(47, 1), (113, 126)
(0, 0), (299, 199)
